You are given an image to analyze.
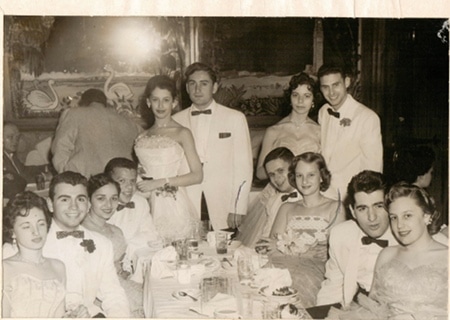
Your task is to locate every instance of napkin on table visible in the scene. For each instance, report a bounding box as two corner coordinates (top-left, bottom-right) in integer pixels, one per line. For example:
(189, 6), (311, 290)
(252, 268), (292, 294)
(150, 246), (177, 279)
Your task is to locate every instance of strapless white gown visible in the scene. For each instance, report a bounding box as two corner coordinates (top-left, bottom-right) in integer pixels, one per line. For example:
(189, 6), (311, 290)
(135, 135), (197, 242)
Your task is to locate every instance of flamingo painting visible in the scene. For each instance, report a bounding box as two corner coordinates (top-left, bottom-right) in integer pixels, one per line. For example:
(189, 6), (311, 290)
(26, 79), (59, 110)
(103, 65), (134, 107)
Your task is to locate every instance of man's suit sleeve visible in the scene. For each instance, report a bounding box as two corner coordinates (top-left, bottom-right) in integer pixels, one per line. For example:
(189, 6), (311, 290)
(96, 238), (131, 317)
(230, 112), (253, 215)
(51, 109), (77, 173)
(316, 226), (345, 306)
(359, 110), (383, 172)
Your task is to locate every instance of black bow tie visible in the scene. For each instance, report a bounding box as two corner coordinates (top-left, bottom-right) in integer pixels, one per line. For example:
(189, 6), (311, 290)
(327, 108), (340, 118)
(191, 109), (212, 116)
(117, 201), (135, 211)
(361, 236), (388, 248)
(56, 230), (84, 239)
(281, 192), (298, 202)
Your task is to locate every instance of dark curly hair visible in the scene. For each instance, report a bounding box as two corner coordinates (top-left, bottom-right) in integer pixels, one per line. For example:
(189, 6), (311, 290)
(139, 75), (177, 128)
(49, 171), (88, 201)
(3, 191), (52, 244)
(385, 182), (441, 235)
(288, 152), (331, 192)
(88, 173), (120, 199)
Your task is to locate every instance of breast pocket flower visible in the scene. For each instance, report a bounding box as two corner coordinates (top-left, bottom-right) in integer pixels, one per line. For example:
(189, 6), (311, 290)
(340, 118), (351, 127)
(80, 239), (96, 253)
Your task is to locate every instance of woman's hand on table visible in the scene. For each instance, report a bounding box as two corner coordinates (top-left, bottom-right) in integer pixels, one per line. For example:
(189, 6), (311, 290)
(255, 238), (277, 254)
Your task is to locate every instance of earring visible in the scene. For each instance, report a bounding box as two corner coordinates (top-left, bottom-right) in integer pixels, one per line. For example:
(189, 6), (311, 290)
(12, 237), (16, 245)
(311, 103), (315, 109)
(426, 217), (432, 226)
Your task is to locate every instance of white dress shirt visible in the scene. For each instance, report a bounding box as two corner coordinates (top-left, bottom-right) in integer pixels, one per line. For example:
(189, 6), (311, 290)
(43, 221), (131, 317)
(108, 193), (160, 263)
(189, 102), (216, 163)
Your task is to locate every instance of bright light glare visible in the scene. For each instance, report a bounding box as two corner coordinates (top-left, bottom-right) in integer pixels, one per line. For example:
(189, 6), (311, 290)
(111, 23), (161, 65)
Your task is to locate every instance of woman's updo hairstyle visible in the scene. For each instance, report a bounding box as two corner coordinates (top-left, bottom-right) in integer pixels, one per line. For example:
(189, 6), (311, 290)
(385, 182), (441, 234)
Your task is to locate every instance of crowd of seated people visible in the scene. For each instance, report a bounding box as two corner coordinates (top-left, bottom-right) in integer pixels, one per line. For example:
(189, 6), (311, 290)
(2, 62), (447, 319)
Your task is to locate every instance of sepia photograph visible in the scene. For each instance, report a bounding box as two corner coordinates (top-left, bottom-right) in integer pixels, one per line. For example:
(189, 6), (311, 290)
(1, 1), (449, 319)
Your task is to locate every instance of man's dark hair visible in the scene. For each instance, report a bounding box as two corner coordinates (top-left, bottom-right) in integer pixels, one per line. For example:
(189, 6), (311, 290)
(346, 170), (386, 209)
(185, 62), (217, 84)
(263, 147), (294, 169)
(78, 88), (107, 107)
(317, 64), (347, 80)
(49, 171), (88, 200)
(104, 157), (138, 177)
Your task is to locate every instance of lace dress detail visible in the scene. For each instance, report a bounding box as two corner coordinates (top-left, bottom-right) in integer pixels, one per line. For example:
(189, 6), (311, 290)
(134, 135), (196, 242)
(329, 259), (448, 319)
(3, 274), (65, 318)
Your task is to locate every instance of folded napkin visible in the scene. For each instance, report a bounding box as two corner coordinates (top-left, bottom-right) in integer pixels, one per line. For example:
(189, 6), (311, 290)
(252, 268), (292, 294)
(190, 293), (237, 317)
(150, 246), (177, 279)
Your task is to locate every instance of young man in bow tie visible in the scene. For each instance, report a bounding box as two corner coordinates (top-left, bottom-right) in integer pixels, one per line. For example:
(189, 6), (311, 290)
(43, 171), (130, 317)
(317, 64), (383, 200)
(315, 170), (394, 309)
(237, 147), (299, 247)
(105, 157), (161, 260)
(172, 62), (253, 231)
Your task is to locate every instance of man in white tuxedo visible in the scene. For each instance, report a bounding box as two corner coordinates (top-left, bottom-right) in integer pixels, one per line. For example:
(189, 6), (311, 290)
(173, 62), (253, 231)
(316, 170), (396, 308)
(44, 171), (130, 317)
(237, 147), (299, 247)
(317, 64), (383, 200)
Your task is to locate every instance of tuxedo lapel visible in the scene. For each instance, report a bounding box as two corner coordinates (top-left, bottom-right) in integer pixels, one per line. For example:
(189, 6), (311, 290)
(343, 227), (363, 306)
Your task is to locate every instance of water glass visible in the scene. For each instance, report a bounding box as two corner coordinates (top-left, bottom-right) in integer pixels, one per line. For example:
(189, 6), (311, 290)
(173, 239), (188, 260)
(215, 231), (228, 254)
(177, 262), (191, 284)
(262, 300), (280, 319)
(239, 292), (254, 318)
(237, 256), (254, 285)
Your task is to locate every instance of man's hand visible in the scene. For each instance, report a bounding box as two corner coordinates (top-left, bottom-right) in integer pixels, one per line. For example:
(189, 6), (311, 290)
(227, 213), (244, 229)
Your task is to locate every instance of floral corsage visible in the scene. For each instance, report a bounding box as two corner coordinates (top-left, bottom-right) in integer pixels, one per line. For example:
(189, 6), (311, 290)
(275, 229), (318, 256)
(80, 239), (96, 253)
(340, 118), (351, 127)
(155, 183), (178, 200)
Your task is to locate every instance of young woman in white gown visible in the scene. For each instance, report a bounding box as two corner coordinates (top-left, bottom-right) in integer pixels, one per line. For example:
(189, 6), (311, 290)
(134, 75), (203, 243)
(328, 183), (448, 320)
(2, 192), (71, 318)
(269, 152), (346, 308)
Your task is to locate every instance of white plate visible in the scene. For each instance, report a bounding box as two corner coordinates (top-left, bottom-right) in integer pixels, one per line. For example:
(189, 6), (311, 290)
(259, 286), (298, 303)
(198, 257), (221, 272)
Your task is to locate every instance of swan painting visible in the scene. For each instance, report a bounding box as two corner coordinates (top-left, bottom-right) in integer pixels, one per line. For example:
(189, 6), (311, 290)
(103, 65), (134, 107)
(25, 79), (59, 110)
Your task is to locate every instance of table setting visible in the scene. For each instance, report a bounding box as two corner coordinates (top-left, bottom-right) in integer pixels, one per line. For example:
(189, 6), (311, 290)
(141, 230), (313, 319)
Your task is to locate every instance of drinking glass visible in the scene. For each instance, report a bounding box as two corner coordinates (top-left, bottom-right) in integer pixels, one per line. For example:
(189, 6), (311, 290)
(262, 300), (280, 319)
(215, 231), (228, 254)
(237, 256), (254, 285)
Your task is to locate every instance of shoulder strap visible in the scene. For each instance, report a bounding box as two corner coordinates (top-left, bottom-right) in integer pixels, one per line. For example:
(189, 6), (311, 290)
(325, 191), (342, 229)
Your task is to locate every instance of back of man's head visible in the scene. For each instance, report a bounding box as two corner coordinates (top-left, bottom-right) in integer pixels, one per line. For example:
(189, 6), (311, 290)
(346, 170), (386, 209)
(49, 171), (88, 200)
(78, 88), (107, 107)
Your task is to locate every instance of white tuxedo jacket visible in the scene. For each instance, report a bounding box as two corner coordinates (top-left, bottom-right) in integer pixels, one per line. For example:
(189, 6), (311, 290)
(318, 95), (383, 199)
(173, 101), (253, 230)
(316, 220), (397, 307)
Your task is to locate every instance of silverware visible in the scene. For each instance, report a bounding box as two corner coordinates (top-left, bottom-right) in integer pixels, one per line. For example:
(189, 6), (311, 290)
(222, 257), (233, 267)
(178, 291), (198, 301)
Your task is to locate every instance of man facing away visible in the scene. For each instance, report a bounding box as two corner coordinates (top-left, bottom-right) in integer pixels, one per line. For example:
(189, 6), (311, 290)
(317, 64), (383, 200)
(51, 89), (142, 178)
(237, 147), (299, 247)
(173, 62), (253, 231)
(44, 171), (130, 317)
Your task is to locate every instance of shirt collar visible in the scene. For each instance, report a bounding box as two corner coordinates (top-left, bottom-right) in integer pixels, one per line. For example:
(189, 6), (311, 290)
(191, 99), (216, 113)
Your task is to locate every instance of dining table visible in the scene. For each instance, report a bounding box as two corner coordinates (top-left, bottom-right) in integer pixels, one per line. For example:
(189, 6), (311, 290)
(141, 239), (314, 319)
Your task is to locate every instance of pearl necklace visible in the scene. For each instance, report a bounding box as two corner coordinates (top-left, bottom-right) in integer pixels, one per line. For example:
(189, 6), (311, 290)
(16, 255), (46, 266)
(288, 115), (307, 127)
(155, 122), (169, 128)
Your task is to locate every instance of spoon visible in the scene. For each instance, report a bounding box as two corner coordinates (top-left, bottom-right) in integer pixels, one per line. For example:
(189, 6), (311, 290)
(179, 291), (198, 301)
